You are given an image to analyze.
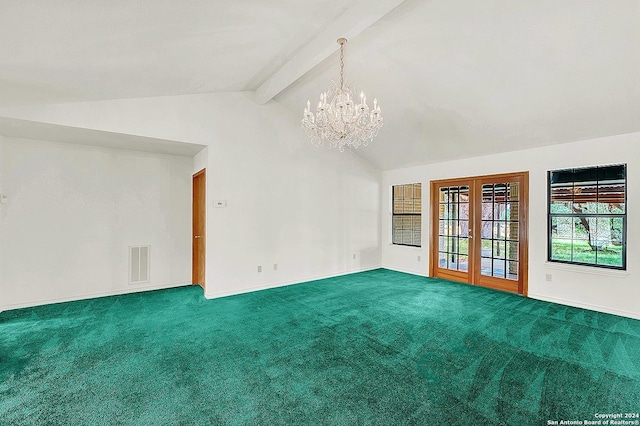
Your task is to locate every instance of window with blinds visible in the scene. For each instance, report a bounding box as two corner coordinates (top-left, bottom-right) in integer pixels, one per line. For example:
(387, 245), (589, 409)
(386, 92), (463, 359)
(392, 183), (422, 247)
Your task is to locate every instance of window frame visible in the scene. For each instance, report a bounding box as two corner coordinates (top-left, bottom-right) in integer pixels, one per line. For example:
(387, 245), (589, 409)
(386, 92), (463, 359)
(392, 183), (422, 247)
(547, 164), (627, 270)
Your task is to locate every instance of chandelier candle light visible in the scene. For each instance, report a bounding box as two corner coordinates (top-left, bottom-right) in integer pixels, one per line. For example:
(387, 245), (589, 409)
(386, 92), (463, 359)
(302, 37), (383, 151)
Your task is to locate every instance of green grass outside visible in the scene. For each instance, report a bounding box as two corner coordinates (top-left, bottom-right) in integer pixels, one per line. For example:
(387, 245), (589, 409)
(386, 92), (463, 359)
(551, 238), (623, 267)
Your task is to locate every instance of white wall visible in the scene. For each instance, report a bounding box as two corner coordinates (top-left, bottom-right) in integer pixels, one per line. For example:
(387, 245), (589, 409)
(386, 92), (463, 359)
(382, 132), (640, 319)
(0, 137), (193, 310)
(0, 92), (382, 302)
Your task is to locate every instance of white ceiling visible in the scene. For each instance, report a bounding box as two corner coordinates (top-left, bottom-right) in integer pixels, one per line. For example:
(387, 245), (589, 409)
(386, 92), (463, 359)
(1, 0), (638, 169)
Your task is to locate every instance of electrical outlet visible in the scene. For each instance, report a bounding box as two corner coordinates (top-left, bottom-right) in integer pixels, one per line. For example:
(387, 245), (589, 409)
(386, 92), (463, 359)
(352, 253), (356, 260)
(417, 255), (421, 262)
(273, 263), (278, 271)
(545, 273), (552, 282)
(257, 265), (262, 273)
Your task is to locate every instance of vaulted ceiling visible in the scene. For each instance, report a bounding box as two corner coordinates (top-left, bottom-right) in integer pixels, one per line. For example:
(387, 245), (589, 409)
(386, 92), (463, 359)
(1, 0), (638, 170)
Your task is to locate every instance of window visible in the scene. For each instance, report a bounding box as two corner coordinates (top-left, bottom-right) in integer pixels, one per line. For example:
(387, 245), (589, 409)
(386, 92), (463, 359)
(392, 183), (421, 247)
(548, 164), (626, 269)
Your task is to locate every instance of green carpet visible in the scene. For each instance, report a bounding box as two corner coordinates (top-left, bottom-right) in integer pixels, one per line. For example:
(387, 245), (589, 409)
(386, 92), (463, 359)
(1, 269), (639, 425)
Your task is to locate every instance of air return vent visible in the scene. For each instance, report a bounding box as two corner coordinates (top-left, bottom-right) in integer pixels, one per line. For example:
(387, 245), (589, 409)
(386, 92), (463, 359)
(129, 245), (150, 284)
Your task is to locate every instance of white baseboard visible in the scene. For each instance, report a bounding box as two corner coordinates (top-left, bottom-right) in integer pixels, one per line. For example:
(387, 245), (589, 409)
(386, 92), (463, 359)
(0, 281), (192, 313)
(528, 293), (640, 320)
(204, 265), (382, 300)
(380, 265), (429, 277)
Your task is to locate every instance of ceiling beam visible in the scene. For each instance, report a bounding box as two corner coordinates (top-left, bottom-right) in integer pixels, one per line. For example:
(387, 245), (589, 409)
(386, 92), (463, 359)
(254, 0), (405, 105)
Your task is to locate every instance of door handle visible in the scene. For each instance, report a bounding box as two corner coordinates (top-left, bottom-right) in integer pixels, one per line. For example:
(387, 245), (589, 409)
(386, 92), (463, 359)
(194, 235), (202, 239)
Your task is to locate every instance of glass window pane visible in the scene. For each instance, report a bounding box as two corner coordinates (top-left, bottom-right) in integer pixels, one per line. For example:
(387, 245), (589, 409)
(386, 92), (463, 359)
(493, 184), (507, 202)
(493, 259), (506, 278)
(447, 254), (458, 270)
(412, 231), (421, 246)
(439, 203), (447, 219)
(459, 186), (470, 203)
(482, 185), (493, 202)
(459, 238), (469, 255)
(597, 202), (622, 215)
(403, 230), (413, 245)
(508, 182), (519, 201)
(449, 203), (459, 219)
(573, 240), (596, 264)
(414, 198), (422, 214)
(573, 183), (598, 205)
(393, 199), (403, 214)
(481, 221), (492, 238)
(507, 261), (518, 280)
(459, 256), (469, 272)
(597, 245), (622, 267)
(481, 203), (492, 220)
(450, 187), (459, 203)
(404, 185), (414, 199)
(597, 183), (625, 211)
(449, 220), (458, 236)
(550, 183), (573, 213)
(439, 188), (449, 203)
(507, 241), (518, 261)
(414, 183), (422, 199)
(403, 200), (414, 214)
(494, 241), (506, 259)
(439, 236), (446, 252)
(459, 220), (469, 238)
(412, 216), (421, 230)
(507, 202), (519, 221)
(481, 239), (492, 257)
(493, 222), (505, 239)
(494, 203), (506, 220)
(447, 237), (454, 252)
(573, 218), (589, 245)
(550, 235), (571, 261)
(506, 221), (519, 241)
(439, 252), (447, 268)
(609, 217), (624, 247)
(481, 257), (492, 276)
(551, 217), (572, 240)
(459, 202), (469, 219)
(439, 220), (447, 236)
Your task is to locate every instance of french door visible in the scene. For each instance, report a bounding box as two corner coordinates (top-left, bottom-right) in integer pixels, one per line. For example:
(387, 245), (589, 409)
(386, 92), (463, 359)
(429, 172), (529, 295)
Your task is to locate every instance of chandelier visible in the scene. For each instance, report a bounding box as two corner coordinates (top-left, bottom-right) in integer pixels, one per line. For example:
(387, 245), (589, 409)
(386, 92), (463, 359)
(301, 37), (383, 151)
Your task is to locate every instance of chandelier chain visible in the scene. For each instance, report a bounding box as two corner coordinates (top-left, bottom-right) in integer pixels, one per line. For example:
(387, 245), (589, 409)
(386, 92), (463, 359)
(340, 42), (345, 90)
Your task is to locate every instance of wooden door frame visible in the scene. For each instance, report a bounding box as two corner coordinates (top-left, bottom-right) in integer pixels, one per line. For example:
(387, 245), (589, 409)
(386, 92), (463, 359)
(192, 168), (206, 289)
(429, 171), (529, 296)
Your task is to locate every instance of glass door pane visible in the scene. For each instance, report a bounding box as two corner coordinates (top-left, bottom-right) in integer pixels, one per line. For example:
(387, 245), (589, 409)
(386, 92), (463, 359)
(438, 186), (470, 272)
(479, 182), (519, 280)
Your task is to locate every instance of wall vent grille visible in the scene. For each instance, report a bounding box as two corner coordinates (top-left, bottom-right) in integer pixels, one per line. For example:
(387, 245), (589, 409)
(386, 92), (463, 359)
(129, 245), (150, 284)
